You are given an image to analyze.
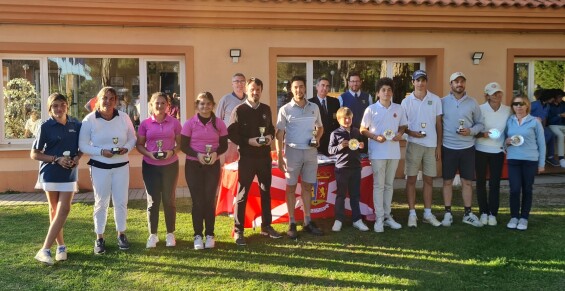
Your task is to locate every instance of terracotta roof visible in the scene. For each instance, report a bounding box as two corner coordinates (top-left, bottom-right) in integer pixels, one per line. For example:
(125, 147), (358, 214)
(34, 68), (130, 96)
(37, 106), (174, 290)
(294, 0), (565, 8)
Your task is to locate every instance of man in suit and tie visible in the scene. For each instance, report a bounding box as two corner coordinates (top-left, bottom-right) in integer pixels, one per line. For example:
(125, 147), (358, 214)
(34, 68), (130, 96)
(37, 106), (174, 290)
(309, 77), (340, 156)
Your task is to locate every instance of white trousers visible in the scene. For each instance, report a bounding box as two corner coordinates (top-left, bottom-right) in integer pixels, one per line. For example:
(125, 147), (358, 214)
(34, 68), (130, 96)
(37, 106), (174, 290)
(549, 125), (565, 156)
(371, 159), (400, 219)
(90, 165), (130, 234)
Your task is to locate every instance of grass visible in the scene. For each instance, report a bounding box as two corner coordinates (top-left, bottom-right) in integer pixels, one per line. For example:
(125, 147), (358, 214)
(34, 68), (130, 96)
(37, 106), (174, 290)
(0, 188), (564, 290)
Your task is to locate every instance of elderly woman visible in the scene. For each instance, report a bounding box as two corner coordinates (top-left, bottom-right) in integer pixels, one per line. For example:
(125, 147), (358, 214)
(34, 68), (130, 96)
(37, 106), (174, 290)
(181, 92), (227, 250)
(136, 92), (182, 248)
(505, 96), (545, 231)
(474, 82), (511, 226)
(79, 87), (136, 254)
(31, 93), (81, 265)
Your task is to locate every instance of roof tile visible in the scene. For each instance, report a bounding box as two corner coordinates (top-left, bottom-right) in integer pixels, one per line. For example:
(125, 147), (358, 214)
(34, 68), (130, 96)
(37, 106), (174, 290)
(324, 0), (565, 8)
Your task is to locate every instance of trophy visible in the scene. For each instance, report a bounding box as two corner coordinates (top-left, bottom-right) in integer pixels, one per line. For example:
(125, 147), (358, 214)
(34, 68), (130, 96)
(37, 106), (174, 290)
(348, 138), (360, 151)
(510, 135), (524, 146)
(154, 140), (165, 159)
(384, 129), (395, 141)
(257, 127), (267, 145)
(308, 129), (318, 147)
(420, 122), (427, 136)
(457, 119), (465, 134)
(63, 151), (71, 159)
(204, 144), (212, 164)
(111, 137), (121, 154)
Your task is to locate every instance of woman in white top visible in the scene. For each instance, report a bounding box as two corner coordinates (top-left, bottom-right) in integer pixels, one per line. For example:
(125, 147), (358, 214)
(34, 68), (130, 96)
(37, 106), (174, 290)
(79, 87), (136, 255)
(474, 82), (511, 226)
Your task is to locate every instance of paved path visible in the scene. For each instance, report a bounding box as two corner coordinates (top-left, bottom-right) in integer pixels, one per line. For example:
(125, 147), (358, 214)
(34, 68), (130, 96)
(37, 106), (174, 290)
(1, 174), (563, 207)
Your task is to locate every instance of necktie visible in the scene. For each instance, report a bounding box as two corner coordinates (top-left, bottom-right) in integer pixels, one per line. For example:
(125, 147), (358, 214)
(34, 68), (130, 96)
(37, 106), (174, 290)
(321, 99), (327, 116)
(354, 93), (358, 99)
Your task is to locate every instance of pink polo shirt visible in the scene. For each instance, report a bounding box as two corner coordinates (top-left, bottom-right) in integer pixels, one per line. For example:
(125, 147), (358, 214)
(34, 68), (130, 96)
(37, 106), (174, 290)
(138, 114), (182, 166)
(181, 114), (228, 161)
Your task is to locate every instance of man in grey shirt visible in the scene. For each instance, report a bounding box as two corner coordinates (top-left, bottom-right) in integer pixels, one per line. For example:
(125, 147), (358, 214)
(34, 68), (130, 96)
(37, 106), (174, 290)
(276, 75), (324, 239)
(216, 73), (247, 164)
(441, 72), (484, 228)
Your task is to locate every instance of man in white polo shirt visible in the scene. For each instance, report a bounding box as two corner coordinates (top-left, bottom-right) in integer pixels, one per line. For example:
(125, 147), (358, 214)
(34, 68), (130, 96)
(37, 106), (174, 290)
(401, 70), (443, 228)
(276, 75), (324, 239)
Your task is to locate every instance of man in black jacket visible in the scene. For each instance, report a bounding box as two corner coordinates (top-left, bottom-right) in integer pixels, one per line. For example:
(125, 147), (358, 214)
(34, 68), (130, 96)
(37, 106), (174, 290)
(308, 77), (340, 156)
(227, 77), (282, 246)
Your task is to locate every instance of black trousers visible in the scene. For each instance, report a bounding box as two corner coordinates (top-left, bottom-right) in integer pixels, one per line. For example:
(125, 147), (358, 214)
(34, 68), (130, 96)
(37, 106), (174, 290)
(234, 156), (272, 232)
(142, 160), (179, 234)
(475, 151), (504, 216)
(334, 167), (362, 222)
(185, 159), (220, 237)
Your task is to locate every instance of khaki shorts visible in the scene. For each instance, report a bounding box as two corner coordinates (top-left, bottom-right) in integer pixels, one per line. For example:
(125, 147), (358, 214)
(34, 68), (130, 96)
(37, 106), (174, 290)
(405, 142), (437, 177)
(284, 145), (318, 185)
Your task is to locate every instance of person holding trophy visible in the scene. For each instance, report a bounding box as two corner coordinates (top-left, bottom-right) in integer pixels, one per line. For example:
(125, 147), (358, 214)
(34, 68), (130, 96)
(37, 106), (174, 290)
(504, 96), (545, 230)
(136, 92), (182, 248)
(360, 77), (407, 233)
(276, 75), (324, 238)
(31, 93), (82, 265)
(181, 92), (228, 250)
(79, 87), (137, 254)
(227, 77), (281, 246)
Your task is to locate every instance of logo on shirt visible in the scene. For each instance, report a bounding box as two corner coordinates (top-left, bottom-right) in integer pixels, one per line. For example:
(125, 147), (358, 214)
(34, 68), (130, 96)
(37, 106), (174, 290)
(428, 100), (433, 105)
(262, 114), (267, 120)
(393, 113), (397, 118)
(68, 129), (76, 133)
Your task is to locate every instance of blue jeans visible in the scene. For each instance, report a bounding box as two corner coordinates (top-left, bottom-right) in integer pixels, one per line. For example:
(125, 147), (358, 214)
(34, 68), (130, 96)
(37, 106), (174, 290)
(544, 126), (555, 159)
(507, 159), (537, 219)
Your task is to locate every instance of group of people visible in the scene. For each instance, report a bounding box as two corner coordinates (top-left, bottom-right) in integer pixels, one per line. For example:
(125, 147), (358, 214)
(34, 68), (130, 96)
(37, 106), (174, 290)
(30, 69), (548, 266)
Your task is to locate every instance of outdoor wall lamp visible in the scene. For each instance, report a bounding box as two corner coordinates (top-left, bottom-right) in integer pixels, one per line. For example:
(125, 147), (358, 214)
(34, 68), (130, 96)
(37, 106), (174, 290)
(230, 49), (241, 63)
(472, 52), (484, 65)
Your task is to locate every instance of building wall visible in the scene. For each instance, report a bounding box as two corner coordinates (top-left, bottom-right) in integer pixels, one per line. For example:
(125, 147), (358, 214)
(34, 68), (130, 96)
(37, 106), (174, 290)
(1, 24), (565, 191)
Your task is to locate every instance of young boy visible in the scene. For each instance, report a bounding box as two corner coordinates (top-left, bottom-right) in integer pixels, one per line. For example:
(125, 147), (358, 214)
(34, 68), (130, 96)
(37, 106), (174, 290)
(360, 77), (408, 233)
(328, 107), (369, 232)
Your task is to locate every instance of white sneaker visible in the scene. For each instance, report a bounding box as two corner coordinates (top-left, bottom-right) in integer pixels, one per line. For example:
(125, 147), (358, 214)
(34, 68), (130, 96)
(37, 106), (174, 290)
(194, 235), (204, 250)
(332, 220), (342, 232)
(507, 218), (519, 229)
(55, 245), (67, 261)
(423, 214), (442, 227)
(480, 213), (488, 225)
(462, 213), (484, 227)
(442, 212), (453, 227)
(560, 159), (565, 168)
(352, 219), (369, 231)
(488, 215), (497, 226)
(146, 234), (159, 248)
(407, 214), (417, 228)
(205, 235), (215, 249)
(166, 233), (176, 247)
(34, 249), (54, 266)
(374, 217), (384, 233)
(517, 218), (528, 231)
(384, 216), (402, 229)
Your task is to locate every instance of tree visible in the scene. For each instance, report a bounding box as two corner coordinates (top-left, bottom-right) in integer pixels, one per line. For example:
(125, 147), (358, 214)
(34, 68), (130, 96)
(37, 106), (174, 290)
(534, 61), (565, 90)
(3, 78), (39, 139)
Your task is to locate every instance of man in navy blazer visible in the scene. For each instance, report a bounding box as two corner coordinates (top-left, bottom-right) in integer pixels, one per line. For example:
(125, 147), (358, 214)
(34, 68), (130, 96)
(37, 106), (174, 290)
(309, 77), (340, 156)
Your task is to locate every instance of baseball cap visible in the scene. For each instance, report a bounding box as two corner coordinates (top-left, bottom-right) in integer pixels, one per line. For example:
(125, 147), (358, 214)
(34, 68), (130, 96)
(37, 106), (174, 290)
(449, 72), (466, 82)
(412, 70), (427, 80)
(484, 82), (503, 95)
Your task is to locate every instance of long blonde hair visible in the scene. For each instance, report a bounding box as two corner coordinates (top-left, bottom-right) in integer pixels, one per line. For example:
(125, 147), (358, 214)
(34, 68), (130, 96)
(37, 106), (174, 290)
(95, 87), (117, 111)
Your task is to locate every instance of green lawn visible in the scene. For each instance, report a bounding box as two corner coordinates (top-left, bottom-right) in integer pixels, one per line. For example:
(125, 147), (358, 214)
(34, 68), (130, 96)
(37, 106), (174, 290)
(1, 189), (564, 290)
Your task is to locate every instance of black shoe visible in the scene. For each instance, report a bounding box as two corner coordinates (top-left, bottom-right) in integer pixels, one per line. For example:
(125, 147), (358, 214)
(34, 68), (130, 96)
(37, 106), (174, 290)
(303, 222), (324, 236)
(118, 234), (130, 250)
(234, 231), (246, 246)
(261, 225), (282, 239)
(546, 158), (559, 167)
(287, 223), (298, 239)
(94, 238), (106, 255)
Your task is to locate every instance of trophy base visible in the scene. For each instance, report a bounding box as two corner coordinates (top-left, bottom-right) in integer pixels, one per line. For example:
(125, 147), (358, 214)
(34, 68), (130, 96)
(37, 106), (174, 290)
(154, 152), (165, 160)
(419, 131), (427, 136)
(257, 137), (267, 145)
(111, 147), (121, 154)
(308, 140), (318, 147)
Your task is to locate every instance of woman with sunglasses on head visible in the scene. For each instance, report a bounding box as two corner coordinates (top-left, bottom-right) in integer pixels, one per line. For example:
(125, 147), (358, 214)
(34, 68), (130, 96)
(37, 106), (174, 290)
(181, 92), (228, 250)
(137, 92), (182, 248)
(504, 96), (545, 231)
(31, 93), (82, 265)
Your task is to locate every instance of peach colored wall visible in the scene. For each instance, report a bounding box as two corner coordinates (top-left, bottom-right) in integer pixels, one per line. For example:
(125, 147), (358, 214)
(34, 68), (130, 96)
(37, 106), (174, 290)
(2, 24), (565, 191)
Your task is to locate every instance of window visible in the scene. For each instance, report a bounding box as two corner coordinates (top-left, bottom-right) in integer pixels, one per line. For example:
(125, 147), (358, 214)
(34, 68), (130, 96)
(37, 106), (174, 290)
(277, 57), (424, 110)
(514, 59), (565, 100)
(1, 55), (185, 144)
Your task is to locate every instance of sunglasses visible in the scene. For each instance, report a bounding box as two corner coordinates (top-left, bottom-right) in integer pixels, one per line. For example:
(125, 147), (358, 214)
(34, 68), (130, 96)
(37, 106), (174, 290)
(512, 102), (526, 107)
